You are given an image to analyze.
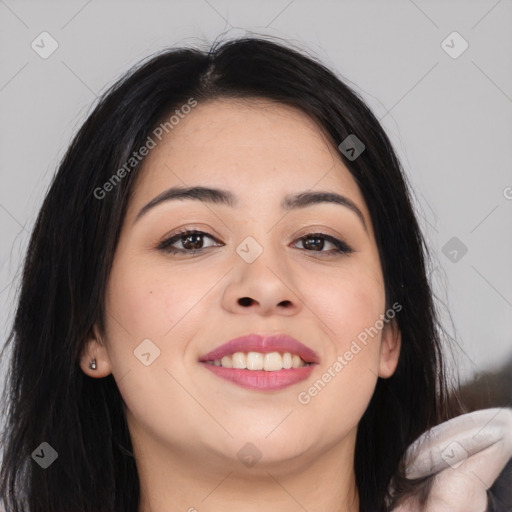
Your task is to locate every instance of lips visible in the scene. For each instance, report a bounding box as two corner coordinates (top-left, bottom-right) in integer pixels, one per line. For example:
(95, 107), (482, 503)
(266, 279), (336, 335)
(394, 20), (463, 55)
(198, 334), (319, 391)
(198, 333), (320, 364)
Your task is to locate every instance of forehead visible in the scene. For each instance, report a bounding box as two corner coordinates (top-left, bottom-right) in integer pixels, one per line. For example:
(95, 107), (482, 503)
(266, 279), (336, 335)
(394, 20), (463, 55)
(150, 97), (336, 167)
(128, 98), (369, 221)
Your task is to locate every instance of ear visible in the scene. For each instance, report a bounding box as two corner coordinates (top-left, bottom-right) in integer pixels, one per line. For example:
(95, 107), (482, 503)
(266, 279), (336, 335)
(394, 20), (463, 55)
(79, 325), (113, 378)
(378, 318), (401, 378)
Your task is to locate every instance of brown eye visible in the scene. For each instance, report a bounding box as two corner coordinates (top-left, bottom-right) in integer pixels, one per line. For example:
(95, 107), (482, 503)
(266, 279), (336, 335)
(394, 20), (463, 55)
(157, 230), (353, 257)
(294, 233), (354, 255)
(157, 230), (222, 254)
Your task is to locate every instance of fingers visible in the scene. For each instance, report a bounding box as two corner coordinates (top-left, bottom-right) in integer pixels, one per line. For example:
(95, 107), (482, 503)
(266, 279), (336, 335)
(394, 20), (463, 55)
(405, 408), (512, 480)
(391, 408), (512, 512)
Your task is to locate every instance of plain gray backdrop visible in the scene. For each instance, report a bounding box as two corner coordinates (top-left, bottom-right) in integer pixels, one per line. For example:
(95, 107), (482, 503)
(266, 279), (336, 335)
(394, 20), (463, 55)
(1, 0), (511, 417)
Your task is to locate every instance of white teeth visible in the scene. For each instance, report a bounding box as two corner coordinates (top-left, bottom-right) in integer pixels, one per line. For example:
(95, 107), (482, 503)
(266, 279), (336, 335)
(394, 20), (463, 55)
(232, 352), (246, 369)
(246, 352), (264, 370)
(207, 351), (309, 371)
(221, 355), (233, 368)
(264, 352), (283, 371)
(292, 354), (302, 368)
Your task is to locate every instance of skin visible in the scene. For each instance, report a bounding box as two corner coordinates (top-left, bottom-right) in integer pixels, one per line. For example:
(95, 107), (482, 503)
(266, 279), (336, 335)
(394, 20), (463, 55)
(80, 98), (401, 512)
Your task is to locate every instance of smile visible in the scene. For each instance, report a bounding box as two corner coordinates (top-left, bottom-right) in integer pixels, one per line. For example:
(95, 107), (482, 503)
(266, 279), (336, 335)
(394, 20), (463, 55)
(198, 333), (319, 390)
(204, 351), (310, 371)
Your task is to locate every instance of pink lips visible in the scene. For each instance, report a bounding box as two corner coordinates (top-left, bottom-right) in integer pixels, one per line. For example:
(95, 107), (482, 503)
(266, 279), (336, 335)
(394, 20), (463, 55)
(198, 333), (320, 364)
(198, 334), (319, 391)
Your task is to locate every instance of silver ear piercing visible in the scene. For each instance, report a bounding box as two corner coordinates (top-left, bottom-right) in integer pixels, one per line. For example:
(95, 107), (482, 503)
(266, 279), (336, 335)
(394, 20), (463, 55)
(89, 359), (97, 370)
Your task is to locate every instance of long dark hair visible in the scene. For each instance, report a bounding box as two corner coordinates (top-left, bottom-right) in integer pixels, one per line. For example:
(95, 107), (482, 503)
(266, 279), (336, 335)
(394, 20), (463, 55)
(0, 36), (454, 511)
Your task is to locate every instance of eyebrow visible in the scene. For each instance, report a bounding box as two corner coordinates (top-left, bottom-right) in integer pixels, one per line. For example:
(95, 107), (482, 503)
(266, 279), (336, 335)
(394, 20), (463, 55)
(134, 185), (367, 231)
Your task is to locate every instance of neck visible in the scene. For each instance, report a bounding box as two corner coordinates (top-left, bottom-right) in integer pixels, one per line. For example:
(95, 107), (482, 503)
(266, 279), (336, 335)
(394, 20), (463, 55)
(134, 428), (360, 512)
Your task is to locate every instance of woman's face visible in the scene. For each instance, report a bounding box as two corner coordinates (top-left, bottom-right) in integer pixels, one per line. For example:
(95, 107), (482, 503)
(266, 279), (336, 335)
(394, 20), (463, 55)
(82, 98), (400, 473)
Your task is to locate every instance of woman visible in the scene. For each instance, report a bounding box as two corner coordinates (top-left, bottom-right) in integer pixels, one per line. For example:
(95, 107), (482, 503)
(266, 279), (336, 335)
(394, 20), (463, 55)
(0, 36), (510, 512)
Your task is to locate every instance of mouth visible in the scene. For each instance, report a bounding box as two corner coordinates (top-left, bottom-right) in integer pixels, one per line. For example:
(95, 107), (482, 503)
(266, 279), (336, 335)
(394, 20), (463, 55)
(203, 351), (312, 370)
(198, 333), (319, 391)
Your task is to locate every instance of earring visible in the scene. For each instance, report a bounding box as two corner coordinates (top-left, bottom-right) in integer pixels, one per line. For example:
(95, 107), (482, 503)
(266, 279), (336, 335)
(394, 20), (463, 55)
(89, 359), (97, 370)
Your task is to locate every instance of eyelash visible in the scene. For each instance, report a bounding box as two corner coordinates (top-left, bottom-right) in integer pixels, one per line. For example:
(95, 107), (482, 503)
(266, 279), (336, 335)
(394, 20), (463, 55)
(156, 229), (354, 257)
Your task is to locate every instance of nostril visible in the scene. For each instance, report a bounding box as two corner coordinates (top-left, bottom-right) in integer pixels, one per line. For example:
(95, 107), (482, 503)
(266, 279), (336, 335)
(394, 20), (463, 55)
(238, 297), (253, 306)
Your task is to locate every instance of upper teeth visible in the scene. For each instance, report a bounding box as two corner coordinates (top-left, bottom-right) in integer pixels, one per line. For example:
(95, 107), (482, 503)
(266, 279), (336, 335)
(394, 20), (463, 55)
(207, 351), (308, 371)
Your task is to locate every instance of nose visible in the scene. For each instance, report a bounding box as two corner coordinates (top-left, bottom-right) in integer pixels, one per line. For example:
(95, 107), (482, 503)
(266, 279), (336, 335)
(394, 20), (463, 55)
(222, 246), (302, 317)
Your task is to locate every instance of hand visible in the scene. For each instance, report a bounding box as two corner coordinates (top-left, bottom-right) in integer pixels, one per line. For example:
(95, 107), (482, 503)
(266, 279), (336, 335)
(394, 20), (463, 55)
(391, 408), (512, 512)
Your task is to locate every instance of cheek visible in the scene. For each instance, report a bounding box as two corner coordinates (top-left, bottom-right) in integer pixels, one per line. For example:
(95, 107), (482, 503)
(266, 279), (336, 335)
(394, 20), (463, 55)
(100, 257), (192, 390)
(101, 256), (213, 436)
(295, 265), (385, 429)
(312, 264), (386, 350)
(104, 253), (212, 338)
(299, 357), (379, 446)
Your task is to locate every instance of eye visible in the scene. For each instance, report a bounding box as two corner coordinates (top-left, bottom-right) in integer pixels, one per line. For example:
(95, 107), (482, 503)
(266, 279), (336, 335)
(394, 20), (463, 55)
(293, 233), (354, 256)
(157, 229), (222, 254)
(157, 229), (353, 257)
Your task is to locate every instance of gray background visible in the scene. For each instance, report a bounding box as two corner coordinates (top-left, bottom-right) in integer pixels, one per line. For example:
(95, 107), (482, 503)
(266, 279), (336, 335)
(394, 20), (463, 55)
(1, 0), (511, 406)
